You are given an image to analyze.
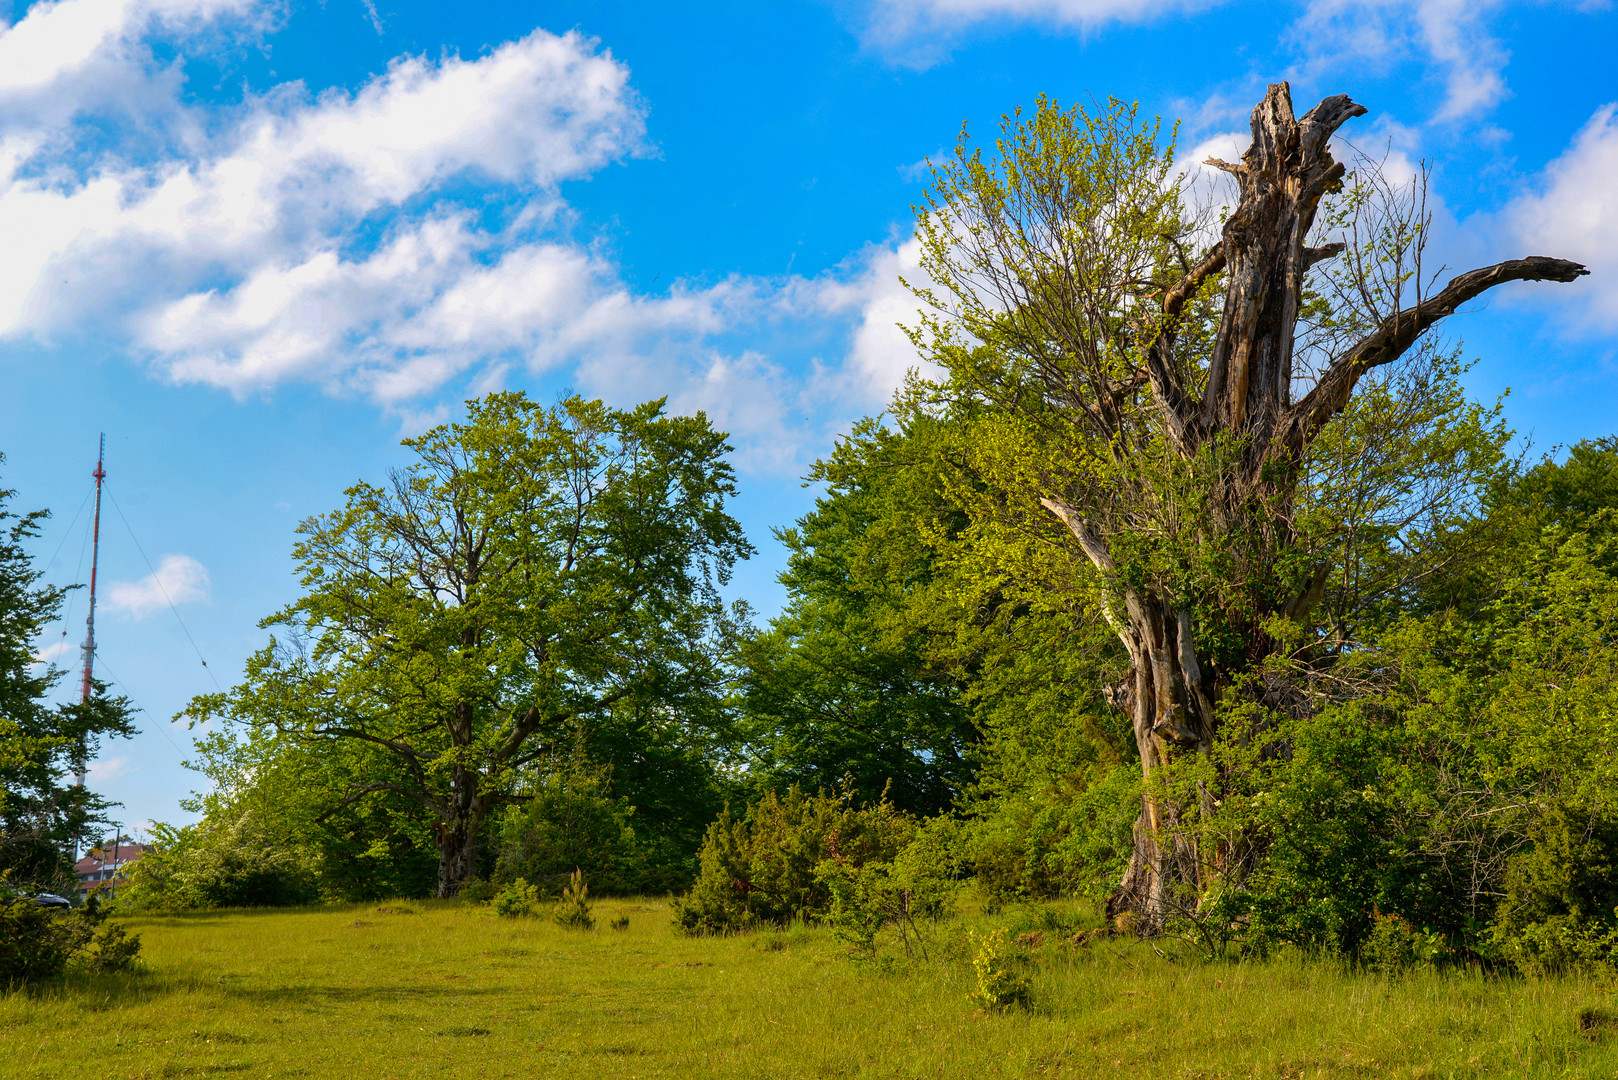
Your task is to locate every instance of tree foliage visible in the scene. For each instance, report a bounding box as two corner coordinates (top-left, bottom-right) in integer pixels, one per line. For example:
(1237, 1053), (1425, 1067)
(902, 84), (1583, 921)
(184, 393), (751, 896)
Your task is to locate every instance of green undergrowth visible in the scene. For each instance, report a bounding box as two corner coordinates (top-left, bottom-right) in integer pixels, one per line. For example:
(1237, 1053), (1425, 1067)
(5, 897), (1618, 1078)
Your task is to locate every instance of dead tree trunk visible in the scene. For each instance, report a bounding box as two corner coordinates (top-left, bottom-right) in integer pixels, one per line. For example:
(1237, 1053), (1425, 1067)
(1044, 83), (1587, 927)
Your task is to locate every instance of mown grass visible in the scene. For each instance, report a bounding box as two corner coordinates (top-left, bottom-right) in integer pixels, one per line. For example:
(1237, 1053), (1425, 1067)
(5, 897), (1618, 1078)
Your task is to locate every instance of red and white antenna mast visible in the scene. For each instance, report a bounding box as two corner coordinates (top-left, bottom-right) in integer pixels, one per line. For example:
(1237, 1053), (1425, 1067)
(74, 434), (105, 788)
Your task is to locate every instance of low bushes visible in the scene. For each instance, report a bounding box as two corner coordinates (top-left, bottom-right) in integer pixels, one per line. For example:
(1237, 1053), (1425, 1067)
(489, 870), (596, 930)
(491, 878), (542, 918)
(552, 869), (595, 930)
(0, 894), (141, 983)
(493, 768), (684, 897)
(671, 781), (957, 935)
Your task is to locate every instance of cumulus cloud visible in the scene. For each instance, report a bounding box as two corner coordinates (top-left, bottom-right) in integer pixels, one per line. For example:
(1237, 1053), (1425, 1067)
(0, 0), (263, 128)
(1286, 0), (1519, 123)
(0, 4), (949, 474)
(812, 238), (938, 400)
(0, 26), (645, 344)
(105, 554), (211, 619)
(861, 0), (1596, 126)
(1498, 102), (1616, 327)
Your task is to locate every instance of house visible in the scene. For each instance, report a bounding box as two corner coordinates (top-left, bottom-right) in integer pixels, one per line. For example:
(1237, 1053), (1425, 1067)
(74, 837), (150, 898)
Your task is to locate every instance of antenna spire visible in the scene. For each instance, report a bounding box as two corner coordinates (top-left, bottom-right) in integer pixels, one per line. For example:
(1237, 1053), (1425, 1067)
(75, 433), (105, 788)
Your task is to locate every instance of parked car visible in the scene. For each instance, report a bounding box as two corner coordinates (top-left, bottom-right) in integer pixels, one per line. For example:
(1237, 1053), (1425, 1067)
(32, 893), (73, 909)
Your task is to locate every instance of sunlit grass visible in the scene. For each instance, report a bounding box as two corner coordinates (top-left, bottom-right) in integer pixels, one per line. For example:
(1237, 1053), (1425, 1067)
(4, 897), (1618, 1078)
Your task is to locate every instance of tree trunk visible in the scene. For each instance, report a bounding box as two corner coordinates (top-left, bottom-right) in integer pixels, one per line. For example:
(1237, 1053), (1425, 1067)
(435, 760), (486, 898)
(1105, 592), (1216, 925)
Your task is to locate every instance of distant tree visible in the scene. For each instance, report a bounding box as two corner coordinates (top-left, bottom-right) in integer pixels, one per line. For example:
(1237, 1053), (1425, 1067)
(186, 394), (750, 897)
(0, 459), (134, 892)
(908, 84), (1586, 922)
(735, 415), (977, 814)
(1512, 437), (1618, 539)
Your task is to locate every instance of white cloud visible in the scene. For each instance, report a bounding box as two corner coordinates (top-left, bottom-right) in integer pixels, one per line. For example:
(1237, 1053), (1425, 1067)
(106, 554), (211, 619)
(861, 0), (1597, 127)
(862, 0), (1221, 61)
(88, 755), (132, 782)
(1286, 0), (1517, 123)
(813, 238), (938, 401)
(1499, 102), (1616, 327)
(0, 5), (940, 474)
(0, 0), (264, 134)
(32, 639), (76, 665)
(0, 25), (644, 343)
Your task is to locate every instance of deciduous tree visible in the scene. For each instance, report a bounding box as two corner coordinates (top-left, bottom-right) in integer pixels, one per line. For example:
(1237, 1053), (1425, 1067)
(187, 394), (750, 897)
(909, 84), (1587, 922)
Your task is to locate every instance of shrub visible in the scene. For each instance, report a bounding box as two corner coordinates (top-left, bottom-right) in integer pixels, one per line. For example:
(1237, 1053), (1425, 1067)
(609, 915), (629, 931)
(1360, 912), (1449, 974)
(120, 814), (319, 911)
(818, 817), (962, 960)
(966, 764), (1140, 905)
(967, 928), (1030, 1012)
(0, 894), (142, 983)
(552, 870), (595, 930)
(494, 767), (682, 896)
(84, 920), (142, 973)
(492, 878), (540, 919)
(0, 897), (77, 983)
(1491, 802), (1618, 972)
(458, 879), (496, 904)
(671, 780), (913, 935)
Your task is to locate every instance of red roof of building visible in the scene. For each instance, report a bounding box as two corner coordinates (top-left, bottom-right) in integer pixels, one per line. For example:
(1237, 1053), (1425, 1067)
(75, 841), (151, 893)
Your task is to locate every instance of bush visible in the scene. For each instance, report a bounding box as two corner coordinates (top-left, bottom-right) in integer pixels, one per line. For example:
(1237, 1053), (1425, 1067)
(1360, 912), (1449, 974)
(818, 816), (963, 959)
(83, 919), (142, 973)
(121, 814), (319, 911)
(492, 878), (540, 919)
(966, 764), (1139, 904)
(1491, 803), (1618, 972)
(0, 894), (141, 983)
(0, 897), (76, 983)
(494, 767), (683, 896)
(552, 869), (594, 930)
(458, 879), (496, 904)
(967, 928), (1029, 1012)
(671, 780), (913, 935)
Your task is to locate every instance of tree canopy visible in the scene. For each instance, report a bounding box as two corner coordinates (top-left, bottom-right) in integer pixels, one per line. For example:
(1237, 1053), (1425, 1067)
(185, 393), (751, 896)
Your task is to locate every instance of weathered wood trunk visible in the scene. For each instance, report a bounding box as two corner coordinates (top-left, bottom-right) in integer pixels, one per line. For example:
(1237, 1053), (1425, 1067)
(1108, 594), (1216, 923)
(435, 698), (486, 898)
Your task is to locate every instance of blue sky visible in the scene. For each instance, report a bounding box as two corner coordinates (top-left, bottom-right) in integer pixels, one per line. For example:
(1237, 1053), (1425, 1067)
(1, 0), (1614, 834)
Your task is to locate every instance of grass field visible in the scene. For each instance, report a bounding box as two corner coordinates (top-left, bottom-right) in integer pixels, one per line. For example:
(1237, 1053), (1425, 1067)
(6, 897), (1618, 1078)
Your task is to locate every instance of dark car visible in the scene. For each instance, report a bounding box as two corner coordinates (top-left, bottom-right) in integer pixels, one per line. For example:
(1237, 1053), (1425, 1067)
(32, 893), (73, 909)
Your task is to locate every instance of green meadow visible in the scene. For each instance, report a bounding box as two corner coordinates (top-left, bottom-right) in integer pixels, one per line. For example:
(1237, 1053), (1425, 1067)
(7, 899), (1618, 1079)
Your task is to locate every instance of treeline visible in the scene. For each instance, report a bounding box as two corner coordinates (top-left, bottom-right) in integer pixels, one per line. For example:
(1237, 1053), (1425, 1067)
(5, 88), (1614, 974)
(99, 398), (1618, 969)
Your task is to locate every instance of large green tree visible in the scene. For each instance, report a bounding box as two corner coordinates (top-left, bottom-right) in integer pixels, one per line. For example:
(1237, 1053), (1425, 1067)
(908, 84), (1586, 921)
(187, 393), (751, 896)
(735, 415), (977, 814)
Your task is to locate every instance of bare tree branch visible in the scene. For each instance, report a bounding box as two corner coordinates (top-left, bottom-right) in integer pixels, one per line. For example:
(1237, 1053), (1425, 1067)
(1282, 256), (1589, 457)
